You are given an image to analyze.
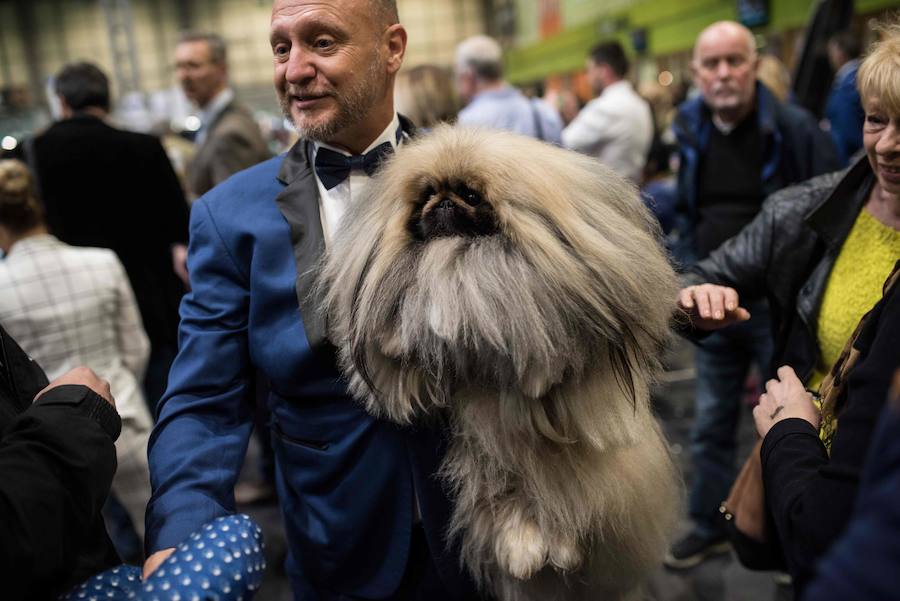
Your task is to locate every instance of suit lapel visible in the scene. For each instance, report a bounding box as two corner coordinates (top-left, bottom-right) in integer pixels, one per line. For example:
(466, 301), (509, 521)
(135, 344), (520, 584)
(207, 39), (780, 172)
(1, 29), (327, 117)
(275, 117), (417, 348)
(275, 139), (328, 348)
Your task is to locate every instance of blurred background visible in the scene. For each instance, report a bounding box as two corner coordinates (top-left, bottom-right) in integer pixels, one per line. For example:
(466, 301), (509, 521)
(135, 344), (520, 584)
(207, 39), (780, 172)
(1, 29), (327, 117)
(0, 0), (896, 155)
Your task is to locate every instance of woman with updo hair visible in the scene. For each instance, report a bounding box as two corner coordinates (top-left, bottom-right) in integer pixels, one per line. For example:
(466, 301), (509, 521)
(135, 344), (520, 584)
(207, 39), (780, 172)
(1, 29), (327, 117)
(0, 159), (45, 246)
(0, 159), (154, 545)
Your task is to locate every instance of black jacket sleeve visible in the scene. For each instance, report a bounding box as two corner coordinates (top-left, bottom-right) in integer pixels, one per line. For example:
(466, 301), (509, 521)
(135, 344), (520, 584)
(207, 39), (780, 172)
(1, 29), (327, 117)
(761, 275), (900, 594)
(0, 331), (121, 600)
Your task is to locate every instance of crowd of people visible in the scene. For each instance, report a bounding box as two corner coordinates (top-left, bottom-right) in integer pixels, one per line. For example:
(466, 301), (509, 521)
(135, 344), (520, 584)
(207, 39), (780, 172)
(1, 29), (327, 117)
(0, 0), (898, 599)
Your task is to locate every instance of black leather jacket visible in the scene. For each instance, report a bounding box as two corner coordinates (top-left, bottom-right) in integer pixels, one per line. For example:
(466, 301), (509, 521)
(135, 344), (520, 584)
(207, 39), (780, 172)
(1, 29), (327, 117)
(683, 157), (874, 381)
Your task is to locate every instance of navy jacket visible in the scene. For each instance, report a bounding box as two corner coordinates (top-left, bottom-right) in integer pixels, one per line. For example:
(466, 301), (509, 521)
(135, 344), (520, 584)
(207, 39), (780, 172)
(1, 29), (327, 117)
(146, 133), (479, 600)
(672, 82), (839, 264)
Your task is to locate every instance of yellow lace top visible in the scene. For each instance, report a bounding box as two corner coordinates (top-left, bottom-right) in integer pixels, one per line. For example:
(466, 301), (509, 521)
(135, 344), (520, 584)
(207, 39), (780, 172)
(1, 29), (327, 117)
(810, 208), (900, 450)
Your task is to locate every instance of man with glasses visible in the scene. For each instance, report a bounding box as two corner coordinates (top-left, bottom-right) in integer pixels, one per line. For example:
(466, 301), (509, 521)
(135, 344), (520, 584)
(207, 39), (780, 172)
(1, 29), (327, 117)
(175, 32), (270, 199)
(665, 20), (838, 569)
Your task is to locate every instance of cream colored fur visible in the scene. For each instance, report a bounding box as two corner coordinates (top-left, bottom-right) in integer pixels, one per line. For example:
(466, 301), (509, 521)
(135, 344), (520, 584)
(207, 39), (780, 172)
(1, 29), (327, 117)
(317, 126), (682, 600)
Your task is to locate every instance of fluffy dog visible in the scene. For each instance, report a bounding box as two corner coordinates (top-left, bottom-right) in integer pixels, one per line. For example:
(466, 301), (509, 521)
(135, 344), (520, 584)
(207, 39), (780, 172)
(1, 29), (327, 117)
(318, 126), (681, 600)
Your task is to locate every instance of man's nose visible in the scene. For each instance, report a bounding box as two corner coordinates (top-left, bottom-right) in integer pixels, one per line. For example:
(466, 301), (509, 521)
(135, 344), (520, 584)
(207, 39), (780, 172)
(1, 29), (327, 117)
(715, 60), (732, 79)
(285, 47), (316, 83)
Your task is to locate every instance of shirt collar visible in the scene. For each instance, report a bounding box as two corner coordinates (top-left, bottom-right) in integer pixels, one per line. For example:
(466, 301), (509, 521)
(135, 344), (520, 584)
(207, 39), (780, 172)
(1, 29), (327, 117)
(6, 234), (60, 257)
(314, 112), (402, 158)
(199, 87), (235, 129)
(601, 80), (630, 95)
(469, 85), (517, 105)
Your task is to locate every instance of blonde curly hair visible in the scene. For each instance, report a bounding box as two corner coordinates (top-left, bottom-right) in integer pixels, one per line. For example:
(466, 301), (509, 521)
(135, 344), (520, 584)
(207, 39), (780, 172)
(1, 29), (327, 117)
(857, 16), (900, 116)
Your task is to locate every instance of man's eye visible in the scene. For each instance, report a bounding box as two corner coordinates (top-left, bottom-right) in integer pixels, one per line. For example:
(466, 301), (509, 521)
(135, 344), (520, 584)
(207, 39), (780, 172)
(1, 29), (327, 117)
(314, 38), (334, 50)
(866, 114), (886, 126)
(273, 43), (289, 57)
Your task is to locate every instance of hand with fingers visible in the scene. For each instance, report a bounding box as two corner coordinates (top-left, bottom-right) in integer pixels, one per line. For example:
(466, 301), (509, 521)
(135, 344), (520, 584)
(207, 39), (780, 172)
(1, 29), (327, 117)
(677, 283), (752, 331)
(35, 366), (116, 407)
(752, 365), (821, 438)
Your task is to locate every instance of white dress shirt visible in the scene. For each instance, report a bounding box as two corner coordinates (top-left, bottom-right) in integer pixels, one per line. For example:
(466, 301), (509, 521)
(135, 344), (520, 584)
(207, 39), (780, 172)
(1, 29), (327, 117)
(313, 113), (402, 244)
(562, 80), (654, 182)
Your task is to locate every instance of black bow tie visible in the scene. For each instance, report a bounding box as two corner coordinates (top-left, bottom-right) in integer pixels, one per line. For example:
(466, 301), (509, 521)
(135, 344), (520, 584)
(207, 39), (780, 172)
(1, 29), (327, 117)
(314, 141), (394, 190)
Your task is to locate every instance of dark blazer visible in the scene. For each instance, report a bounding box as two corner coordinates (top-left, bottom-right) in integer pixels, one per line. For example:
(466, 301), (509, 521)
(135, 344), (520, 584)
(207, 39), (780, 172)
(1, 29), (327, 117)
(672, 82), (840, 264)
(0, 325), (121, 600)
(186, 99), (271, 198)
(147, 123), (480, 600)
(31, 114), (190, 351)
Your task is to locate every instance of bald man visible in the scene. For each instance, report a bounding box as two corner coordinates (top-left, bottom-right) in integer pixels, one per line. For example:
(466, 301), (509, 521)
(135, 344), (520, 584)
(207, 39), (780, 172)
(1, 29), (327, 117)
(144, 0), (482, 598)
(665, 21), (838, 569)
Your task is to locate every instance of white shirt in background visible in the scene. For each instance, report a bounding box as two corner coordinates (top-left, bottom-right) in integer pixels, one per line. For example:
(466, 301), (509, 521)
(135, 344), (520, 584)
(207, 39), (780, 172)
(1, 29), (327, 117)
(562, 80), (654, 183)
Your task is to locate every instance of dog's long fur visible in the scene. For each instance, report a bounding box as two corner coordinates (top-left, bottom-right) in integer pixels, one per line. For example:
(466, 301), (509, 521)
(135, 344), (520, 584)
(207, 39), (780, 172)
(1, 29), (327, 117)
(318, 127), (682, 600)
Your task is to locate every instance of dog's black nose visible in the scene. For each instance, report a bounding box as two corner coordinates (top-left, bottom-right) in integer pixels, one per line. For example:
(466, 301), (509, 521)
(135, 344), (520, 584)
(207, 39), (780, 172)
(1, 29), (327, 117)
(438, 197), (455, 211)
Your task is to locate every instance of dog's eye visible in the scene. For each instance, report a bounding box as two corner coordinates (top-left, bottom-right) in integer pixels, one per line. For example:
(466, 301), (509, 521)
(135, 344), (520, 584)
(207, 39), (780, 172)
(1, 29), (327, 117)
(420, 185), (436, 203)
(461, 187), (482, 207)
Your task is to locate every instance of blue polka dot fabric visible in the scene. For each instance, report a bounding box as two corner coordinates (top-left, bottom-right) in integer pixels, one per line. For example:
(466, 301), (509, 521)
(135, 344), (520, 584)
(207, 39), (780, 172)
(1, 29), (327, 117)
(63, 514), (265, 601)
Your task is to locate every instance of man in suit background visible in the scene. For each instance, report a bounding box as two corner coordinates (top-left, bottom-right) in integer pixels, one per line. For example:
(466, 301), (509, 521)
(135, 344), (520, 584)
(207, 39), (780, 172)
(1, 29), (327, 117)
(175, 32), (271, 199)
(29, 62), (190, 411)
(144, 1), (481, 599)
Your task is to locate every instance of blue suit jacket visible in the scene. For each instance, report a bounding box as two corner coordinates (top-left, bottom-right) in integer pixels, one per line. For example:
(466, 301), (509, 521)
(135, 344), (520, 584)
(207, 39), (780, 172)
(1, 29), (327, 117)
(146, 134), (478, 600)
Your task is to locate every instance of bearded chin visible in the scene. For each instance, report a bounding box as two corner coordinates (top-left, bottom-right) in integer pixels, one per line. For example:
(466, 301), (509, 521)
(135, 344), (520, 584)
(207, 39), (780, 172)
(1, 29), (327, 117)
(281, 58), (387, 144)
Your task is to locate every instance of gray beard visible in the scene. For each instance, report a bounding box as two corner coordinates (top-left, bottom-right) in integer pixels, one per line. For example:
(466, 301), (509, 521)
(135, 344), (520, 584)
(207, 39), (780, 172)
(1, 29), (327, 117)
(282, 59), (385, 143)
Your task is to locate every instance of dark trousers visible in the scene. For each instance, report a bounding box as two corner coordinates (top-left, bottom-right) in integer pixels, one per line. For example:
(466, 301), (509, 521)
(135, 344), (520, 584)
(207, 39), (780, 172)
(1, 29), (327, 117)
(689, 299), (773, 536)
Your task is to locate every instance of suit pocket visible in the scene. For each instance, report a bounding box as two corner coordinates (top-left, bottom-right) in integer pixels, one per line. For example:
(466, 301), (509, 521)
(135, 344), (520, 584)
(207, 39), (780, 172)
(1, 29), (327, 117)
(272, 420), (330, 451)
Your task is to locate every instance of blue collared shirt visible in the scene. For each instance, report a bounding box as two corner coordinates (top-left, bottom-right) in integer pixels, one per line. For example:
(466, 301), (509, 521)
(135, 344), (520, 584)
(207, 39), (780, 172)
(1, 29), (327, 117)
(457, 85), (563, 144)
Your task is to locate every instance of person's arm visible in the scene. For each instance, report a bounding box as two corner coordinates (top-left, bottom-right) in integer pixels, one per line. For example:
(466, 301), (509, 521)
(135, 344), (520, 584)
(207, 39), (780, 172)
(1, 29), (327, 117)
(110, 253), (151, 381)
(561, 99), (614, 154)
(802, 397), (900, 601)
(144, 196), (255, 566)
(0, 368), (120, 594)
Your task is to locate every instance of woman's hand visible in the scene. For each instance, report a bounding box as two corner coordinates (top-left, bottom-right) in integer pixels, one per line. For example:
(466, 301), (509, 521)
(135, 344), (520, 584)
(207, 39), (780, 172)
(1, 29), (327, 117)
(753, 365), (821, 438)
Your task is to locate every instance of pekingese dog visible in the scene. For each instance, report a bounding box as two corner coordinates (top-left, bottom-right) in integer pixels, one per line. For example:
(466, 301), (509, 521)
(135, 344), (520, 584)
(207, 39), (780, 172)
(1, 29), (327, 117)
(318, 126), (681, 600)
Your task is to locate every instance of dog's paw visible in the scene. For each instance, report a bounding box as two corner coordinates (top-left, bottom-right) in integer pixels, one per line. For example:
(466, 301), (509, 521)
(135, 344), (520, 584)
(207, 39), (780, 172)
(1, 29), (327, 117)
(495, 518), (548, 580)
(548, 535), (582, 572)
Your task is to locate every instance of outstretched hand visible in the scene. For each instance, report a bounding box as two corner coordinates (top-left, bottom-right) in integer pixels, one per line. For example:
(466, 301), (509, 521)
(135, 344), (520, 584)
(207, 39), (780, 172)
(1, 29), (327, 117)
(677, 284), (751, 331)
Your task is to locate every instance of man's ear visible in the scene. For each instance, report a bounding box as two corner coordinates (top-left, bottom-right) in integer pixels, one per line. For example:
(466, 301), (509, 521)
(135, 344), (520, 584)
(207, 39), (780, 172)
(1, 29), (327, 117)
(384, 24), (407, 75)
(57, 94), (73, 119)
